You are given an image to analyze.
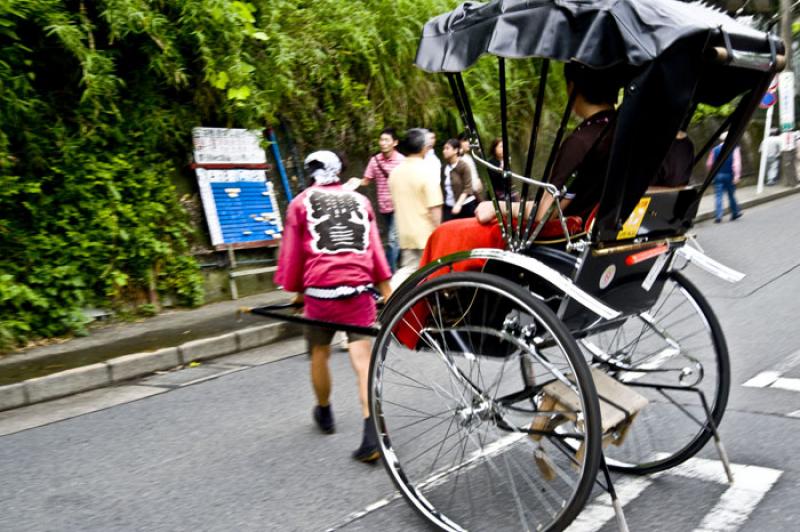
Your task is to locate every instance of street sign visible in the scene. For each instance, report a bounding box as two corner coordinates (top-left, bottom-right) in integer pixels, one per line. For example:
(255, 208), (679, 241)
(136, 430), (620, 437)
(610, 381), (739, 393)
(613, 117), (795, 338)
(192, 127), (283, 249)
(192, 128), (267, 165)
(760, 76), (778, 110)
(778, 71), (795, 132)
(195, 168), (283, 248)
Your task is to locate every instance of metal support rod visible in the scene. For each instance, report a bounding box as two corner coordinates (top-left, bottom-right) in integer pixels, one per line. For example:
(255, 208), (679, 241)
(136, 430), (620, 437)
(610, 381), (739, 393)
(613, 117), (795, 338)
(449, 73), (507, 239)
(250, 304), (380, 337)
(227, 246), (239, 299)
(696, 391), (734, 483)
(641, 384), (733, 483)
(518, 59), (550, 244)
(521, 90), (576, 245)
(599, 454), (630, 532)
(266, 128), (294, 202)
(455, 74), (483, 156)
(781, 0), (794, 71)
(499, 58), (514, 243)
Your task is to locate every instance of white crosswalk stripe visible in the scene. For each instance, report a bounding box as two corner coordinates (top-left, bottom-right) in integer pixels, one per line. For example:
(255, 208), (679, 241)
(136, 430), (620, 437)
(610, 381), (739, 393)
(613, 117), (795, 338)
(566, 457), (782, 532)
(742, 348), (800, 415)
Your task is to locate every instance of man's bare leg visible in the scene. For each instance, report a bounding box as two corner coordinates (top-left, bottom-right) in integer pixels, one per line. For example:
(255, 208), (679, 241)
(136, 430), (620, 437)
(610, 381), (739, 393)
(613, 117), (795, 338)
(347, 339), (372, 418)
(310, 344), (332, 406)
(310, 343), (335, 434)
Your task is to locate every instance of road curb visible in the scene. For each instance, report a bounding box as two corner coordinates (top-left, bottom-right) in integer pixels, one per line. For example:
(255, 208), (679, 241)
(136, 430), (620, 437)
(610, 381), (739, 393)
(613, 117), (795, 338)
(695, 185), (800, 222)
(0, 321), (301, 413)
(108, 348), (181, 383)
(25, 363), (111, 405)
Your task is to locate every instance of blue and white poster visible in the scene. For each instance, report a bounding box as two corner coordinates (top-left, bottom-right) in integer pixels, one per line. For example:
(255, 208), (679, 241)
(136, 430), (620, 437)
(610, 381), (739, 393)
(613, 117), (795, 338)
(192, 128), (283, 248)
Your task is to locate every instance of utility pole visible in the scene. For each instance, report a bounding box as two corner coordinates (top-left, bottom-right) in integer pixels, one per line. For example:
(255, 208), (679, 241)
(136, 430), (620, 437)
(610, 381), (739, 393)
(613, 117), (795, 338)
(779, 0), (798, 185)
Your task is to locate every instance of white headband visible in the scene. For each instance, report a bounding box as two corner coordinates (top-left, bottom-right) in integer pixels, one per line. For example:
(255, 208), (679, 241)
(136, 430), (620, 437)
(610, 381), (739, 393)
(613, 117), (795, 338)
(305, 150), (342, 186)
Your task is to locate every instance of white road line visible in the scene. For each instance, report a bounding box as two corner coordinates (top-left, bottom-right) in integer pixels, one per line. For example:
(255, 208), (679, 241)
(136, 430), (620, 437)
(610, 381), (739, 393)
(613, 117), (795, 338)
(689, 462), (783, 532)
(567, 456), (782, 532)
(742, 348), (800, 390)
(565, 476), (652, 532)
(331, 452), (782, 532)
(326, 433), (525, 531)
(787, 410), (800, 418)
(324, 492), (403, 532)
(742, 371), (781, 388)
(771, 377), (800, 393)
(742, 349), (800, 417)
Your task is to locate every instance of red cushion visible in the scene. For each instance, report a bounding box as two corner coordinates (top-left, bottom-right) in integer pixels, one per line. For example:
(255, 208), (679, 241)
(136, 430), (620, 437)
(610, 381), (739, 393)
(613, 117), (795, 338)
(394, 216), (583, 349)
(537, 216), (584, 238)
(396, 219), (506, 349)
(420, 218), (505, 272)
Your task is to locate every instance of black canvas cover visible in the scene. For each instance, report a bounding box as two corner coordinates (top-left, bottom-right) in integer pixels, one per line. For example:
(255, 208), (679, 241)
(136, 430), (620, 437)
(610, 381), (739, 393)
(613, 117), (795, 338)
(415, 0), (777, 73)
(415, 0), (781, 236)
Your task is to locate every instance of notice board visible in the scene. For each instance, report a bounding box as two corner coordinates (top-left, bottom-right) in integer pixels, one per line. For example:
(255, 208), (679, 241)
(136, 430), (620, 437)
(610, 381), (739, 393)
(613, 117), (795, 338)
(192, 128), (283, 249)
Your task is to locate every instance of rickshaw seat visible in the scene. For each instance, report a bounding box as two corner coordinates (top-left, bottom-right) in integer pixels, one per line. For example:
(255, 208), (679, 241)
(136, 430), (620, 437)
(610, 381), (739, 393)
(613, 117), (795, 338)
(419, 216), (584, 272)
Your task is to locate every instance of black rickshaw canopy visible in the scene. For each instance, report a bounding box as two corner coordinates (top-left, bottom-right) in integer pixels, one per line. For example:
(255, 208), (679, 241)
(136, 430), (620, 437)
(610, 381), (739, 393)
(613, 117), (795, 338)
(416, 0), (777, 74)
(415, 0), (784, 241)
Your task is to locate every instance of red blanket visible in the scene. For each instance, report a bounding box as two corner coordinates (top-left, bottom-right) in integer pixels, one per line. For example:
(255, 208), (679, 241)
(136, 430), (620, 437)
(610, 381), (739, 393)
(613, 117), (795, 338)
(420, 218), (506, 270)
(420, 216), (583, 268)
(395, 216), (580, 349)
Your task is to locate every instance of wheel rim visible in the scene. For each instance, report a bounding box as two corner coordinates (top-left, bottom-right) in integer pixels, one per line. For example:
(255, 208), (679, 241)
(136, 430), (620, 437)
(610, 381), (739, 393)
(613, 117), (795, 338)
(372, 275), (599, 531)
(577, 273), (729, 473)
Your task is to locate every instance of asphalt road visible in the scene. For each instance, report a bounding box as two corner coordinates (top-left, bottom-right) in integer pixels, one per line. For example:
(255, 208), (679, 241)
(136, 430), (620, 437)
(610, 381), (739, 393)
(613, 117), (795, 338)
(1, 195), (800, 532)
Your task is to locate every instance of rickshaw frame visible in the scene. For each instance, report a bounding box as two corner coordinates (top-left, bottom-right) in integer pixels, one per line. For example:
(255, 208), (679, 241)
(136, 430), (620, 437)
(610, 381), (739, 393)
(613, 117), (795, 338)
(252, 2), (785, 530)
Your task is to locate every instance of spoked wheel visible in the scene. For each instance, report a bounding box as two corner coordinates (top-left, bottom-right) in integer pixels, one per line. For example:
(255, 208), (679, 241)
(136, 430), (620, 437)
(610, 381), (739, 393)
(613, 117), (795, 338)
(370, 272), (602, 532)
(577, 271), (730, 475)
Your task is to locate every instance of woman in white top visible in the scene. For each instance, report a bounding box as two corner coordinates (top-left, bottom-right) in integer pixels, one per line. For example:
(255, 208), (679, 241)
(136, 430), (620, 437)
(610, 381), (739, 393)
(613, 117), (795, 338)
(441, 138), (476, 221)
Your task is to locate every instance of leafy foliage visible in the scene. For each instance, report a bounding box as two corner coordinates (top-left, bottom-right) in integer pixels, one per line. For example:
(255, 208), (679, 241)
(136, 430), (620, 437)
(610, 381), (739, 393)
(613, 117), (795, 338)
(0, 0), (555, 349)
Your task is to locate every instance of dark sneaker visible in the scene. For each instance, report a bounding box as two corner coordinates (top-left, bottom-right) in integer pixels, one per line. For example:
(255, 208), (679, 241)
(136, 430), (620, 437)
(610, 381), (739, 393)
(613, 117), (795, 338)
(731, 212), (743, 221)
(714, 218), (721, 224)
(352, 442), (381, 463)
(313, 405), (335, 434)
(352, 416), (381, 463)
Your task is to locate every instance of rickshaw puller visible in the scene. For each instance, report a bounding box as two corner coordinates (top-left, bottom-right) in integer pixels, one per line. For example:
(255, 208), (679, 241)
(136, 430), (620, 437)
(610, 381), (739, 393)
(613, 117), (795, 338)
(275, 151), (392, 463)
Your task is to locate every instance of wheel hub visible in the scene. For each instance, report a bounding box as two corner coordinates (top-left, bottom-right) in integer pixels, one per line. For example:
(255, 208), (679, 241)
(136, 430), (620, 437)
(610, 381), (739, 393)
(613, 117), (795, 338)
(456, 399), (494, 429)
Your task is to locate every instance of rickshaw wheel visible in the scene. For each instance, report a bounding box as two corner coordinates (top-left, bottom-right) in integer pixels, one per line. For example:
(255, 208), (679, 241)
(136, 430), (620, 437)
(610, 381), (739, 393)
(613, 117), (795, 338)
(574, 272), (730, 475)
(370, 272), (602, 532)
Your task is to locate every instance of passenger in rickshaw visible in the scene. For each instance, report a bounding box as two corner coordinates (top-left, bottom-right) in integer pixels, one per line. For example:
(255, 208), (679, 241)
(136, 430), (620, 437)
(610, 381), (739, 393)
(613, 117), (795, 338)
(486, 63), (620, 226)
(651, 130), (694, 187)
(421, 63), (623, 264)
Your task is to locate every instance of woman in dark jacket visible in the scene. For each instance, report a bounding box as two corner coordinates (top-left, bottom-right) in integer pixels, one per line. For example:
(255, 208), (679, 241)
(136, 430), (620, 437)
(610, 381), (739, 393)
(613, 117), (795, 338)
(441, 138), (476, 220)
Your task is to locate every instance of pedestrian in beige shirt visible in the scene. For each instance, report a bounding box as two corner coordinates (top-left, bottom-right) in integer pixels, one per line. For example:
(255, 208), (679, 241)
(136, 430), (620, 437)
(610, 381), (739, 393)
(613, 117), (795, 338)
(389, 128), (443, 268)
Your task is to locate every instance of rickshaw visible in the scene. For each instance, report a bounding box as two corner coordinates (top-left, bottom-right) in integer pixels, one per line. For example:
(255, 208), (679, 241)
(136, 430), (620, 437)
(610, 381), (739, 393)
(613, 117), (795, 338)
(252, 1), (785, 530)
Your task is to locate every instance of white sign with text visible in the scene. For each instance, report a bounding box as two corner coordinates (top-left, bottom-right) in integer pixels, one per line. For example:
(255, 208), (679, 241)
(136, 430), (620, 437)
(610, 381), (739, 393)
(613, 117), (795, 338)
(778, 71), (795, 134)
